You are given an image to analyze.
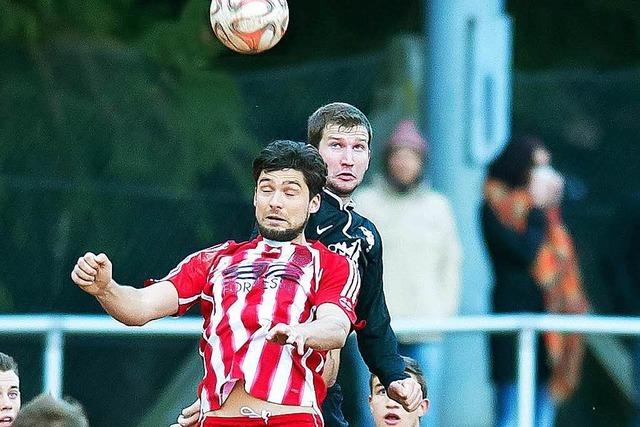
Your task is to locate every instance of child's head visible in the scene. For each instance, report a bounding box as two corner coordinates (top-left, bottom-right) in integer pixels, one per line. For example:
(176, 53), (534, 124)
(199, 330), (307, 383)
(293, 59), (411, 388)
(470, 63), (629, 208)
(368, 356), (429, 427)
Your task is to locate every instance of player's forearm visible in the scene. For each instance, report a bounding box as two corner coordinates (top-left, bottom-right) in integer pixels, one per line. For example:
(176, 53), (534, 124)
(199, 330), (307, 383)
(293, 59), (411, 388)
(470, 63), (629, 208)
(357, 321), (408, 388)
(300, 316), (349, 351)
(95, 280), (157, 326)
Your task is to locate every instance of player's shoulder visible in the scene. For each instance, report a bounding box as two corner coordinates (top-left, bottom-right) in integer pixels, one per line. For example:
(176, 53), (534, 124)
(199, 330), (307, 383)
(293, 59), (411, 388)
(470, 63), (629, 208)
(310, 240), (352, 265)
(351, 209), (382, 240)
(197, 238), (256, 258)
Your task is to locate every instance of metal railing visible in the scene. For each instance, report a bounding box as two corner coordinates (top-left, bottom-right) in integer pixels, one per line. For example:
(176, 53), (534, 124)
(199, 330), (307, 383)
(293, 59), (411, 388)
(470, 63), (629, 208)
(2, 313), (640, 427)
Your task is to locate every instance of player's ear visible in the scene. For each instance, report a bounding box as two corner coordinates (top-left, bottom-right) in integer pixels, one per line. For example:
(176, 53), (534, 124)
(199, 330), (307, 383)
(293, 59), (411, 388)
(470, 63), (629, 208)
(417, 398), (429, 417)
(309, 193), (321, 214)
(253, 189), (257, 207)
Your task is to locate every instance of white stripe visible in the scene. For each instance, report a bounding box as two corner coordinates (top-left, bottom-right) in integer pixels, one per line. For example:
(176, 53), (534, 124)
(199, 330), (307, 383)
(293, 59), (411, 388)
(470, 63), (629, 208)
(315, 353), (324, 373)
(178, 294), (200, 305)
(293, 246), (315, 322)
(300, 245), (327, 407)
(203, 255), (232, 406)
(227, 243), (265, 353)
(350, 266), (361, 301)
(310, 246), (322, 293)
(268, 245), (317, 401)
(340, 259), (357, 297)
(299, 348), (316, 407)
(239, 241), (271, 389)
(256, 243), (293, 328)
(346, 260), (361, 300)
(267, 346), (293, 402)
(198, 345), (210, 414)
(241, 330), (264, 390)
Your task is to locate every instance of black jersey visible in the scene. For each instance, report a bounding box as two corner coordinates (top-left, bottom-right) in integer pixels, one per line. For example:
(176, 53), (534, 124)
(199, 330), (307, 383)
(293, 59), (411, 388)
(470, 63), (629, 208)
(306, 189), (408, 388)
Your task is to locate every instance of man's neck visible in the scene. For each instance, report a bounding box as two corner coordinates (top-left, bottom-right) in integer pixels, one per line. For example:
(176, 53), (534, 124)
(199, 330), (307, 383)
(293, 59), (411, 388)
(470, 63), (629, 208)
(262, 235), (307, 246)
(324, 187), (353, 206)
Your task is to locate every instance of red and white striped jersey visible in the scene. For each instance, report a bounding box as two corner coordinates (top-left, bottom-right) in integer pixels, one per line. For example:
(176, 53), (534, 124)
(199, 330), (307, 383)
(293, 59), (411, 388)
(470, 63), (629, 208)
(157, 236), (360, 412)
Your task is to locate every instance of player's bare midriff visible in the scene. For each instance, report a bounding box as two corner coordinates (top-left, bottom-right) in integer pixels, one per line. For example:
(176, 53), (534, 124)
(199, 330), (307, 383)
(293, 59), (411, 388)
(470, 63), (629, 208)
(203, 380), (316, 418)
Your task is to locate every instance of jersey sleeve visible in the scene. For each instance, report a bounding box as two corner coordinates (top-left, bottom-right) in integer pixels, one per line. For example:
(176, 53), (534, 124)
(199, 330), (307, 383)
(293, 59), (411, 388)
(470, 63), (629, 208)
(354, 222), (409, 388)
(315, 252), (360, 327)
(147, 244), (225, 316)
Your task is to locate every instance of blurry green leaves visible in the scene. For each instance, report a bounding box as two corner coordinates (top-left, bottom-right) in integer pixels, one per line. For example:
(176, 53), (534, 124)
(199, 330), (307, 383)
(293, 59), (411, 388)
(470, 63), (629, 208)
(140, 0), (224, 72)
(0, 1), (40, 43)
(1, 0), (257, 191)
(0, 0), (258, 312)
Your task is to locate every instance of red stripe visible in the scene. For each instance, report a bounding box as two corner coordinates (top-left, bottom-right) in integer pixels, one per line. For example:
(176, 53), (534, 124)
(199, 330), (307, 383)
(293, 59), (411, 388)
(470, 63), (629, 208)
(179, 238), (347, 411)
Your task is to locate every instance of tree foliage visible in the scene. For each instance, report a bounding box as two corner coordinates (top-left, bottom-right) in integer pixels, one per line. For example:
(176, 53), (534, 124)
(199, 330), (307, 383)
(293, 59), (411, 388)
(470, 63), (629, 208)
(0, 0), (258, 313)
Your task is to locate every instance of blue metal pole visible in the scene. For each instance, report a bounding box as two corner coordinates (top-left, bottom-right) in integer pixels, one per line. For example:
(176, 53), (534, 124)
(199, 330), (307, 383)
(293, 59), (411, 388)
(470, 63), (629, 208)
(43, 329), (64, 398)
(518, 329), (537, 427)
(424, 0), (512, 424)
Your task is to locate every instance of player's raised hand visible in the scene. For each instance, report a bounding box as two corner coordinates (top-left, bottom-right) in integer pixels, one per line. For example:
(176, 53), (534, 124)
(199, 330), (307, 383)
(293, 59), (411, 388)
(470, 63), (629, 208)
(266, 323), (307, 355)
(71, 252), (113, 296)
(387, 377), (424, 412)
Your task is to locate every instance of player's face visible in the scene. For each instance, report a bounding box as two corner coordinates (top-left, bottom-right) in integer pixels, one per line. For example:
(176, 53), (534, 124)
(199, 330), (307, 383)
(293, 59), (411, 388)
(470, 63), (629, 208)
(254, 169), (320, 243)
(369, 375), (427, 427)
(0, 370), (20, 427)
(387, 147), (423, 187)
(317, 124), (370, 198)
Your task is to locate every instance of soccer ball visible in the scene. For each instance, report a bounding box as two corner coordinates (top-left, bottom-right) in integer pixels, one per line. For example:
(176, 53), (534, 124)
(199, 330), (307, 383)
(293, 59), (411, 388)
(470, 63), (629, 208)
(210, 0), (289, 54)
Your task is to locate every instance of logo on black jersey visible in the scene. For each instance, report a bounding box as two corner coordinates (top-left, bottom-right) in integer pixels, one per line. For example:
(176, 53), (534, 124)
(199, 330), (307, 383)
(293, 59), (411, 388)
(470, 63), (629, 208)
(329, 240), (362, 264)
(316, 224), (333, 235)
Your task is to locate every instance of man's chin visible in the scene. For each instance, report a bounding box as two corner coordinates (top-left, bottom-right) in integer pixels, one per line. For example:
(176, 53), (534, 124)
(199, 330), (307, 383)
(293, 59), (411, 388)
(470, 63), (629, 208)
(258, 224), (303, 242)
(327, 182), (358, 198)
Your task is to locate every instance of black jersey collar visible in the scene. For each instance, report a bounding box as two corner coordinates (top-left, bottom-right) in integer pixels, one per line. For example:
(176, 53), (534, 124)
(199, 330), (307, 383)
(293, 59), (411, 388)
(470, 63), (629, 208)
(322, 188), (355, 211)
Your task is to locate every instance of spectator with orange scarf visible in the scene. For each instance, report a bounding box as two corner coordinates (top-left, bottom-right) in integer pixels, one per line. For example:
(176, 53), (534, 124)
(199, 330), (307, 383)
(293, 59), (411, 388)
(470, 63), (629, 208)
(481, 136), (590, 427)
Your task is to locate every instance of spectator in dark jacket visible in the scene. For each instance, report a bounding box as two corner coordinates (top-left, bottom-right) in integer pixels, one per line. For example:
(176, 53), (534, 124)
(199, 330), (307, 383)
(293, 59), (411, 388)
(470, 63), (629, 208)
(481, 136), (589, 427)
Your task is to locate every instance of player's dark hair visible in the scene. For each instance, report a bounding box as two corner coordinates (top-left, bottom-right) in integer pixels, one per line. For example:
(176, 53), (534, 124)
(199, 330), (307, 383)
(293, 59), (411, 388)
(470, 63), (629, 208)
(0, 352), (18, 376)
(13, 394), (89, 427)
(369, 356), (428, 400)
(253, 140), (327, 198)
(307, 102), (372, 149)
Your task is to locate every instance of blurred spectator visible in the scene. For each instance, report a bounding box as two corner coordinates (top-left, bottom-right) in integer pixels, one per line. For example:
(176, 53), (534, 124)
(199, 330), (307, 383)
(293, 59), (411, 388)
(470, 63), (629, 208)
(481, 136), (590, 427)
(369, 356), (429, 427)
(357, 120), (462, 427)
(0, 352), (20, 427)
(13, 394), (88, 427)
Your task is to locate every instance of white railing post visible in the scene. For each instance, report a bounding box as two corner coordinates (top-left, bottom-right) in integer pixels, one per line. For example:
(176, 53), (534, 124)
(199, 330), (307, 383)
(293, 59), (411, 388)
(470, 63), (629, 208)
(43, 328), (64, 398)
(517, 328), (537, 427)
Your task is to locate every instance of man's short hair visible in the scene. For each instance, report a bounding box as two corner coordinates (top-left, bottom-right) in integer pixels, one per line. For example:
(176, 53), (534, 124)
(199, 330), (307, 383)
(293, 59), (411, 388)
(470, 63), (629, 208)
(370, 356), (428, 400)
(13, 393), (89, 427)
(307, 102), (373, 149)
(252, 140), (327, 198)
(0, 352), (18, 376)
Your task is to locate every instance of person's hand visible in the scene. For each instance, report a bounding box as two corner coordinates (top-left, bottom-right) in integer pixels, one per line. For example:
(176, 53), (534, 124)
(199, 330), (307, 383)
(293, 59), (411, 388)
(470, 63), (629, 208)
(169, 398), (200, 427)
(266, 323), (307, 355)
(387, 377), (424, 412)
(70, 252), (113, 296)
(529, 166), (564, 208)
